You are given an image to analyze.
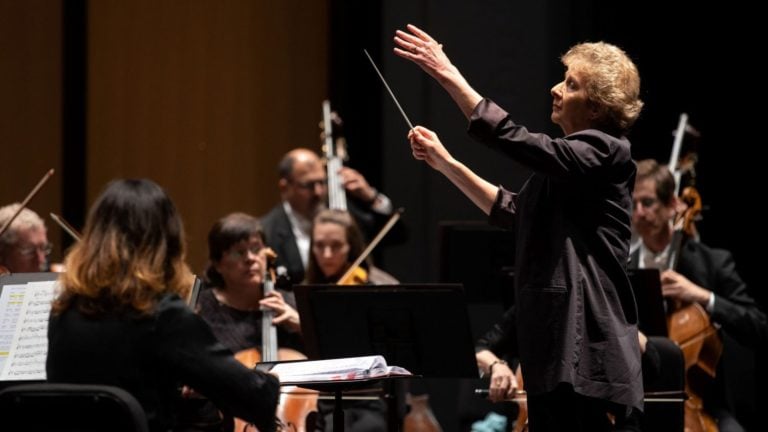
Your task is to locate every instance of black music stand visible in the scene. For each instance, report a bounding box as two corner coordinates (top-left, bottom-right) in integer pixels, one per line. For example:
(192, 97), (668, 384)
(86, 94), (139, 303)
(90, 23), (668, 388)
(293, 284), (478, 431)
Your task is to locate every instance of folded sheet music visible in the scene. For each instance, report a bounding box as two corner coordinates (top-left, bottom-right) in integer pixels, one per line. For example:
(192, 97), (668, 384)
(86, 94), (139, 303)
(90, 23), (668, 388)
(268, 355), (412, 384)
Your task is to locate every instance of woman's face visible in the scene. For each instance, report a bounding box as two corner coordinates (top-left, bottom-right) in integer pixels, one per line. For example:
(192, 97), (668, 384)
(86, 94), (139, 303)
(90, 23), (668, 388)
(214, 235), (265, 289)
(312, 221), (350, 278)
(550, 66), (596, 135)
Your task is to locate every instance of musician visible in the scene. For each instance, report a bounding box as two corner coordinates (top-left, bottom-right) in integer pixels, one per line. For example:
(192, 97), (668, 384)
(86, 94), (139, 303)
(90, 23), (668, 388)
(260, 148), (401, 285)
(46, 179), (280, 432)
(198, 212), (302, 354)
(0, 203), (52, 273)
(304, 208), (389, 432)
(396, 24), (643, 430)
(631, 159), (768, 431)
(305, 208), (370, 285)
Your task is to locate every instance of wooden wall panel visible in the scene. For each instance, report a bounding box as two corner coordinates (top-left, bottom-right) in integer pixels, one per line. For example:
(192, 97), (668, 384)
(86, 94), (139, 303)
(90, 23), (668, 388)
(0, 0), (63, 263)
(87, 0), (329, 272)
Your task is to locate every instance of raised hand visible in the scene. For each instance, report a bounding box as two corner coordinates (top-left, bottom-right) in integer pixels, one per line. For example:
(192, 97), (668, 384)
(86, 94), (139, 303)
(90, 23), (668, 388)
(394, 24), (453, 82)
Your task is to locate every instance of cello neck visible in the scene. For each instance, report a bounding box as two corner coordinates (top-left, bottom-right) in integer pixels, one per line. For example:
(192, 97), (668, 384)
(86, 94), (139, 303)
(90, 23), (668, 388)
(261, 259), (279, 362)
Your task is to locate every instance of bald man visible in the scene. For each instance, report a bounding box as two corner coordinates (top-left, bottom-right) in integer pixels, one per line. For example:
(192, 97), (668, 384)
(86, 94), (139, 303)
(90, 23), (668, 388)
(260, 148), (400, 284)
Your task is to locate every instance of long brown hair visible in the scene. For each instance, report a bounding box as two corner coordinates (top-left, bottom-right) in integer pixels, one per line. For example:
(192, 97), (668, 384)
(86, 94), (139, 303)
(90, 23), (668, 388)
(52, 179), (192, 315)
(304, 209), (368, 283)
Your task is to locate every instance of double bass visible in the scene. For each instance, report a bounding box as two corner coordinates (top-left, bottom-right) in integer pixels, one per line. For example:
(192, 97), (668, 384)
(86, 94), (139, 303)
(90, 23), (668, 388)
(665, 114), (722, 432)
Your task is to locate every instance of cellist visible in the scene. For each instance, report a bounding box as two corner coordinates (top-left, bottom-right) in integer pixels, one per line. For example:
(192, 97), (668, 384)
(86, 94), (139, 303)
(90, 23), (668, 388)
(630, 159), (768, 431)
(191, 212), (306, 431)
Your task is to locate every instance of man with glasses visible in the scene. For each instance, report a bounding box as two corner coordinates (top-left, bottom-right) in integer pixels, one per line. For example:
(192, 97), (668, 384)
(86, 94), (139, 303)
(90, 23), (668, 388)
(261, 148), (400, 285)
(0, 203), (52, 273)
(630, 159), (767, 431)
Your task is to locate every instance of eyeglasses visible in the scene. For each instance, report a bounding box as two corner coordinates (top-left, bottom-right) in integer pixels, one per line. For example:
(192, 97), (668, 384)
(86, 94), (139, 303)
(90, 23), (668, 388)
(17, 242), (53, 258)
(632, 197), (659, 210)
(225, 243), (264, 261)
(291, 178), (328, 190)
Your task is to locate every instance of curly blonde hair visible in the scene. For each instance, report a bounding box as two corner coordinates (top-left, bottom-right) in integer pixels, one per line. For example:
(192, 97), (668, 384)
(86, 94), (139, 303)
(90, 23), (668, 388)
(53, 179), (192, 316)
(562, 42), (643, 134)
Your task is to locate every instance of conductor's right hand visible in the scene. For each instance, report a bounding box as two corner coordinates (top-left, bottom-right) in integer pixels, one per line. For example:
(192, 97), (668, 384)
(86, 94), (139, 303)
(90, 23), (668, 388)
(408, 126), (454, 173)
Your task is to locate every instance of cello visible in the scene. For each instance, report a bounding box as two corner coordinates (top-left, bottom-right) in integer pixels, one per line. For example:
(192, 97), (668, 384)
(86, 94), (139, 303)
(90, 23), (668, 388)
(665, 186), (722, 432)
(322, 100), (348, 211)
(234, 250), (318, 432)
(664, 115), (722, 432)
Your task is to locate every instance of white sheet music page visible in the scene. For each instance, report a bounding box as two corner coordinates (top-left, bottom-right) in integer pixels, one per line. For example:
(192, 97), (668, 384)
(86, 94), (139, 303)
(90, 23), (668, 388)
(269, 355), (411, 383)
(0, 283), (26, 377)
(0, 280), (57, 380)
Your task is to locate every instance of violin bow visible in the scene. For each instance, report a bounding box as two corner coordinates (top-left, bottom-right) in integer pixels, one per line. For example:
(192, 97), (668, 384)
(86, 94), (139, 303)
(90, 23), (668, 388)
(49, 212), (82, 241)
(336, 208), (404, 284)
(0, 169), (55, 238)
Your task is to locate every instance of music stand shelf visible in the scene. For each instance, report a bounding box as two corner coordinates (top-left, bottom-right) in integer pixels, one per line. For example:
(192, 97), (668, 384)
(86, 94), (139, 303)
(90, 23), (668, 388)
(292, 284), (478, 431)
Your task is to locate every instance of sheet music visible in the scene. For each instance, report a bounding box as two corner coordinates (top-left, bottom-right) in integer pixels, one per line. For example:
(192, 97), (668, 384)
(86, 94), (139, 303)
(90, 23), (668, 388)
(0, 284), (27, 375)
(0, 280), (57, 380)
(269, 355), (411, 383)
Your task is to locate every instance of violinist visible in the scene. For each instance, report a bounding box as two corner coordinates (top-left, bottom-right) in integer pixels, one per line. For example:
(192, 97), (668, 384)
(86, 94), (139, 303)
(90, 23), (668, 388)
(260, 148), (400, 285)
(0, 203), (53, 273)
(46, 179), (280, 432)
(631, 159), (768, 431)
(304, 208), (389, 432)
(305, 208), (370, 285)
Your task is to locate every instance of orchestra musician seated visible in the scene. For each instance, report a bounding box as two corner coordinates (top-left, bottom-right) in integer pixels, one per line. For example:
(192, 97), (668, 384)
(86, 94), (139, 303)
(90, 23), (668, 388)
(45, 179), (280, 432)
(260, 148), (403, 285)
(631, 159), (768, 431)
(303, 208), (390, 431)
(0, 203), (54, 273)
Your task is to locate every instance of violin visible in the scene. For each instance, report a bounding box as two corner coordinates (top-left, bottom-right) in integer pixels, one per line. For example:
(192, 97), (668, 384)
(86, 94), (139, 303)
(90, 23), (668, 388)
(338, 265), (369, 285)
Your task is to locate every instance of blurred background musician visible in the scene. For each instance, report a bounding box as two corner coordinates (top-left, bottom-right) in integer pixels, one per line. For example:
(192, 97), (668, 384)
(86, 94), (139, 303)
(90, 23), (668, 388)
(303, 207), (389, 431)
(630, 159), (768, 431)
(46, 179), (280, 432)
(260, 147), (402, 285)
(198, 212), (303, 355)
(0, 203), (53, 273)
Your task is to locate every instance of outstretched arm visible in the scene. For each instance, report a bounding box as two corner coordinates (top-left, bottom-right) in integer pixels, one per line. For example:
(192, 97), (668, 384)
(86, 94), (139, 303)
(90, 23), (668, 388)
(409, 126), (498, 215)
(394, 24), (483, 119)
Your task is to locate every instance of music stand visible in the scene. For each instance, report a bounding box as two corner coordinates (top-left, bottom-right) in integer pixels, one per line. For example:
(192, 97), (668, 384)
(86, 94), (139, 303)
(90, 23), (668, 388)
(628, 269), (668, 336)
(293, 283), (478, 431)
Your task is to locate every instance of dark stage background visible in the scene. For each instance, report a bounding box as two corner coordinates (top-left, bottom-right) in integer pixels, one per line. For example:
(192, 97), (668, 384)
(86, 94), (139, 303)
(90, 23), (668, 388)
(2, 1), (764, 430)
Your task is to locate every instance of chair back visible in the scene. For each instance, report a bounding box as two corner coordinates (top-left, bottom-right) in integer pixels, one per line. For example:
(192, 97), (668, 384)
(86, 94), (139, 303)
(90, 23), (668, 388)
(0, 383), (149, 432)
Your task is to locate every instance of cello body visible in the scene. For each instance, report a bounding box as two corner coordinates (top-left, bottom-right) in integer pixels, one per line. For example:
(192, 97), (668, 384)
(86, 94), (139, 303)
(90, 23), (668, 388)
(666, 187), (722, 432)
(234, 348), (318, 432)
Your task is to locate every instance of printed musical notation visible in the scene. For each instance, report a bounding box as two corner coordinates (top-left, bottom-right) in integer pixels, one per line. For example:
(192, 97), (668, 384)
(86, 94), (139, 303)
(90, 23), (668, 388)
(0, 280), (57, 380)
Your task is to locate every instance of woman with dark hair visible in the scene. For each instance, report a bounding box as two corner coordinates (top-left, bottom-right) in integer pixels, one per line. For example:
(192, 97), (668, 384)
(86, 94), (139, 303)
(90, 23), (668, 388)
(197, 212), (303, 356)
(46, 179), (280, 432)
(304, 209), (370, 285)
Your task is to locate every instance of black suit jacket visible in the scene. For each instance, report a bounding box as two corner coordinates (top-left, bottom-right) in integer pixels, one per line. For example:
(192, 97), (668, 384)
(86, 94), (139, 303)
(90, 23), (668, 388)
(630, 240), (767, 427)
(470, 99), (642, 410)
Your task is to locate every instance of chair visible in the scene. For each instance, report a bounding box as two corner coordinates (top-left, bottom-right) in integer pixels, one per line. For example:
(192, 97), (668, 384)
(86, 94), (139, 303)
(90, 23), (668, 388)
(0, 383), (149, 432)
